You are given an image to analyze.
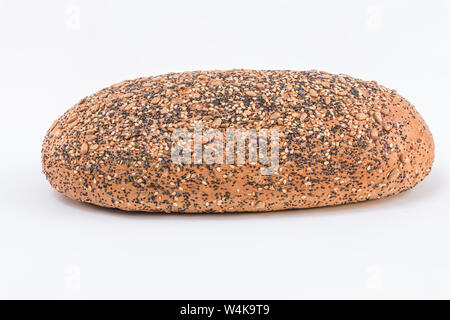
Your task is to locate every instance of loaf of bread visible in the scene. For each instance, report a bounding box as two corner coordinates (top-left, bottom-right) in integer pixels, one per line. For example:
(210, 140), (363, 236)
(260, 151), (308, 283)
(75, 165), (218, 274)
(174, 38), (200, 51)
(42, 70), (434, 213)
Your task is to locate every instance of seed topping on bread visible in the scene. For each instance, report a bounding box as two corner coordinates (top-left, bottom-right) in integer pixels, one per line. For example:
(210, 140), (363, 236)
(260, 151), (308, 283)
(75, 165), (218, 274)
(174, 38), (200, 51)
(42, 69), (434, 213)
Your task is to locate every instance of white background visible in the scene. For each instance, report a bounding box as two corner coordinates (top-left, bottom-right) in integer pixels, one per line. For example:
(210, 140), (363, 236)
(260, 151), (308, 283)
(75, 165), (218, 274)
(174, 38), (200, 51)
(1, 0), (449, 299)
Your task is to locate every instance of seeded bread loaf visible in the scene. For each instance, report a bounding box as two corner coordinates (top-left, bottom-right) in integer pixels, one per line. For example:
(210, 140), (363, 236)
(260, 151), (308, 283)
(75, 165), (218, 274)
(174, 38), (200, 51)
(42, 70), (434, 213)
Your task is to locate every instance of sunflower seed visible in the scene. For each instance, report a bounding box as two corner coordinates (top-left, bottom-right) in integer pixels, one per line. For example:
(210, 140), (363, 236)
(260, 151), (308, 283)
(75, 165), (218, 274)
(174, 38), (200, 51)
(67, 115), (78, 123)
(245, 90), (257, 97)
(255, 201), (266, 210)
(85, 129), (96, 135)
(151, 97), (161, 105)
(370, 128), (379, 139)
(400, 153), (410, 164)
(80, 142), (89, 155)
(374, 111), (383, 124)
(309, 89), (319, 97)
(161, 107), (169, 114)
(388, 168), (400, 181)
(243, 109), (252, 117)
(53, 129), (62, 138)
(300, 112), (308, 122)
(270, 112), (281, 120)
(68, 121), (78, 129)
(211, 118), (222, 128)
(86, 135), (97, 142)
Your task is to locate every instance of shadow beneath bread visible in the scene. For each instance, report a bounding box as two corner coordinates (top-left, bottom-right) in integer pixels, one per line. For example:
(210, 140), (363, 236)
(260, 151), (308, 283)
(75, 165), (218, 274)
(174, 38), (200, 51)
(55, 167), (445, 220)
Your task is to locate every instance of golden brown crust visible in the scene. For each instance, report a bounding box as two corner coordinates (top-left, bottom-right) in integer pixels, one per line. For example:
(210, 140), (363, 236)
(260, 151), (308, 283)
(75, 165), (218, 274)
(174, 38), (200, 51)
(41, 70), (434, 213)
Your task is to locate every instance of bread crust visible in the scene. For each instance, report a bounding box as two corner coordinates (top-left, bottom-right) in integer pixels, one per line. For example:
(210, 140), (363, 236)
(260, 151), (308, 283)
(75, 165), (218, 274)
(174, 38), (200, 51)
(42, 70), (434, 213)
